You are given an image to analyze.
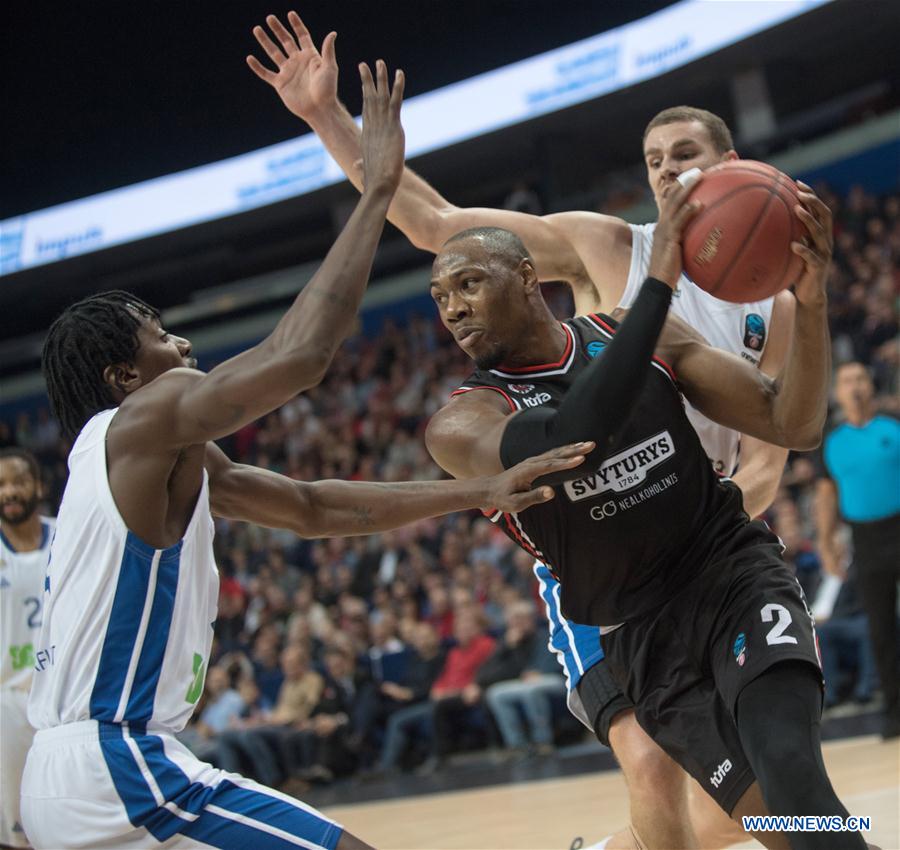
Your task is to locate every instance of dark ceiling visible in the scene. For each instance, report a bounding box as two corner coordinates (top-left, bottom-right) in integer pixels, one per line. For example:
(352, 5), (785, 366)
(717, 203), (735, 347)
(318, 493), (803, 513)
(1, 0), (898, 345)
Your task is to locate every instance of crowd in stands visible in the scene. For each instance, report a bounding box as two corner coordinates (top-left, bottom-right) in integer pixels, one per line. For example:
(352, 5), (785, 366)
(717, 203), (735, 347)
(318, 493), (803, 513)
(2, 183), (897, 789)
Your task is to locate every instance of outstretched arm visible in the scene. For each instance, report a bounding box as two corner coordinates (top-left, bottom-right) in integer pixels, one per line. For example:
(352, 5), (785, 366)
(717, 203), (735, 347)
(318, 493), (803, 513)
(247, 12), (624, 290)
(204, 442), (590, 536)
(123, 62), (405, 450)
(662, 183), (832, 451)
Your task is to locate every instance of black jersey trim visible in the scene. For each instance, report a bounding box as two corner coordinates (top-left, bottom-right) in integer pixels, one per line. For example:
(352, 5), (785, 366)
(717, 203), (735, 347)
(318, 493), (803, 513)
(450, 385), (517, 412)
(490, 323), (576, 378)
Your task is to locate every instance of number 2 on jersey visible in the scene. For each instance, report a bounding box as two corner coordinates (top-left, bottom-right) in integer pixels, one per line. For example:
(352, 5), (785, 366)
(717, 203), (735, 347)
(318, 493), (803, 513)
(761, 603), (797, 646)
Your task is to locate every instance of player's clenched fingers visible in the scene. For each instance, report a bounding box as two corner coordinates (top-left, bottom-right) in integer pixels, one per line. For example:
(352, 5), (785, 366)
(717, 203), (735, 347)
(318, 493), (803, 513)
(794, 204), (832, 255)
(253, 25), (286, 66)
(267, 15), (299, 55)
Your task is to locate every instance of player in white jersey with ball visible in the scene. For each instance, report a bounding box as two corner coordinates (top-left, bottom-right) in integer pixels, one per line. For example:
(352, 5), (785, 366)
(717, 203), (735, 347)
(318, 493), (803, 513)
(249, 13), (798, 847)
(22, 61), (591, 850)
(1, 448), (53, 850)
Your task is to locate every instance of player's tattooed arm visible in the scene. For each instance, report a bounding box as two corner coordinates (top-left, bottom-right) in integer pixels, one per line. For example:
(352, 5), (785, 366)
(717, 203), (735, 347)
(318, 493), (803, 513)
(205, 442), (590, 536)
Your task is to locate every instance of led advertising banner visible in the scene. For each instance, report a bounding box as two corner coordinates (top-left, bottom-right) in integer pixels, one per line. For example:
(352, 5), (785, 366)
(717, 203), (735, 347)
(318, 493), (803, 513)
(0, 0), (831, 275)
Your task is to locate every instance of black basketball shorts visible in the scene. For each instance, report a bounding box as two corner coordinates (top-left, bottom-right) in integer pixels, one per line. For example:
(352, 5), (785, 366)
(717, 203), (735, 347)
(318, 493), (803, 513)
(602, 532), (822, 814)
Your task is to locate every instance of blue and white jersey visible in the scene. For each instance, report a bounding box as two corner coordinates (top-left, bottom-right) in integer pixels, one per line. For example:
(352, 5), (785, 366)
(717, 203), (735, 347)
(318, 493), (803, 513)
(27, 409), (218, 735)
(537, 223), (777, 715)
(1, 517), (54, 691)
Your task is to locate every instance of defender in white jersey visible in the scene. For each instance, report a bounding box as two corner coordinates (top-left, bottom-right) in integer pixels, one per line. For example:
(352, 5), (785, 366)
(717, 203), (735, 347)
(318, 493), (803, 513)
(23, 55), (590, 850)
(266, 42), (797, 845)
(1, 449), (52, 850)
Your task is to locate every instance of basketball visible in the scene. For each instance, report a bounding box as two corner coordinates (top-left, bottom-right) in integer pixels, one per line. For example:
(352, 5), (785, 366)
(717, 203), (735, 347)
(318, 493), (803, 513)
(682, 160), (805, 303)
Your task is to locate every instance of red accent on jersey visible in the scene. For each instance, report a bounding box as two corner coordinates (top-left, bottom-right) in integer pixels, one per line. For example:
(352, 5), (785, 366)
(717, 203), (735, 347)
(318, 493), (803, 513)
(450, 385), (516, 412)
(496, 324), (573, 374)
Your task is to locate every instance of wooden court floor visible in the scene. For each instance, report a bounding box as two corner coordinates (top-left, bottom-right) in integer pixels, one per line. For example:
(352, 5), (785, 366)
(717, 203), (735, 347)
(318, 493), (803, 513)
(324, 736), (899, 850)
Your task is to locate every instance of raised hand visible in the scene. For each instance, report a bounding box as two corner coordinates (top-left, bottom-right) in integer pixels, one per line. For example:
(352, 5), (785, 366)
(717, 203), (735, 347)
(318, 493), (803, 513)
(484, 442), (594, 513)
(791, 181), (833, 305)
(247, 11), (338, 122)
(648, 169), (704, 288)
(358, 60), (405, 196)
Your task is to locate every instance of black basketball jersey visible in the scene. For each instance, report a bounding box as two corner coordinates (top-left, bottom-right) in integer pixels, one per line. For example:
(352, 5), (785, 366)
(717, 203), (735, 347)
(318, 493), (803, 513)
(454, 313), (769, 627)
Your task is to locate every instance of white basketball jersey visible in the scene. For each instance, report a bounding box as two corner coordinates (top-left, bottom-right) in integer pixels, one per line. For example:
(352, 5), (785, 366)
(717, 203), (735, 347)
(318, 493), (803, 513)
(0, 517), (54, 690)
(27, 409), (218, 735)
(622, 222), (775, 474)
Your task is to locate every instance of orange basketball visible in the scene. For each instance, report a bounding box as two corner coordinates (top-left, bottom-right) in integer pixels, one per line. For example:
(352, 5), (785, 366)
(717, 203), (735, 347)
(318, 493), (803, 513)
(681, 160), (805, 303)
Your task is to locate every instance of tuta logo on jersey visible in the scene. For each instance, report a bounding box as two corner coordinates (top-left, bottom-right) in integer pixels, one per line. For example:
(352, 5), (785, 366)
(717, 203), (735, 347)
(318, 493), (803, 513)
(521, 392), (553, 408)
(586, 340), (607, 359)
(507, 383), (535, 394)
(563, 431), (674, 500)
(710, 758), (733, 788)
(743, 313), (766, 351)
(733, 632), (747, 666)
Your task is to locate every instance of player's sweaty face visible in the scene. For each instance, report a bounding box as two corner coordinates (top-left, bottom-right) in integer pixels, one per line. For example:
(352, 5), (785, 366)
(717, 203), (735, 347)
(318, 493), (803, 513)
(430, 245), (515, 369)
(644, 120), (733, 208)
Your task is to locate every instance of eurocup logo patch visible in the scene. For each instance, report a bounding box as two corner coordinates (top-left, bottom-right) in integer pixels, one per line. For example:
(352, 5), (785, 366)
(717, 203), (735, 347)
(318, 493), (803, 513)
(586, 340), (607, 359)
(508, 383), (535, 394)
(743, 313), (766, 351)
(733, 632), (747, 667)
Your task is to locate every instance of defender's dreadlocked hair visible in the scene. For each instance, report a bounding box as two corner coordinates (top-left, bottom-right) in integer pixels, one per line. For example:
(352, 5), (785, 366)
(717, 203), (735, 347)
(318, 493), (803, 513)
(42, 290), (160, 440)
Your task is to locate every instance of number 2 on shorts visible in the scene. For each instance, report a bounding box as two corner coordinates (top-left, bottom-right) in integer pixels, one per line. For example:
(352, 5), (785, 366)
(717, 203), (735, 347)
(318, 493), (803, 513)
(761, 603), (798, 646)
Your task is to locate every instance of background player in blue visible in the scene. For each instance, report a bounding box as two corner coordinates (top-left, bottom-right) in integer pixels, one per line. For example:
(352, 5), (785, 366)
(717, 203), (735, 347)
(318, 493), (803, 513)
(0, 448), (53, 850)
(816, 362), (900, 740)
(420, 172), (870, 850)
(248, 15), (795, 847)
(23, 60), (591, 850)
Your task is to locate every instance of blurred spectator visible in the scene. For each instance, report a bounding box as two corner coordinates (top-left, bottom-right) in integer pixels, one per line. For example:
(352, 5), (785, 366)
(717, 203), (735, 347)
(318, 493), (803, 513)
(289, 645), (377, 784)
(815, 362), (900, 739)
(372, 622), (446, 775)
(215, 645), (323, 786)
(483, 605), (566, 756)
(419, 607), (496, 773)
(179, 664), (246, 761)
(815, 565), (878, 709)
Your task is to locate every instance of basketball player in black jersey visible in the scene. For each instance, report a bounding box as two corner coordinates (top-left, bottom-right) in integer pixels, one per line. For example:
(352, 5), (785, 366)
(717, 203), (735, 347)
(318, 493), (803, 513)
(424, 176), (868, 850)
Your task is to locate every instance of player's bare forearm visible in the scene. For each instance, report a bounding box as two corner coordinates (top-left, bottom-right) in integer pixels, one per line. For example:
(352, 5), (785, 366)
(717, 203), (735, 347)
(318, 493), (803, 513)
(207, 441), (589, 536)
(768, 293), (830, 449)
(163, 63), (404, 447)
(730, 436), (788, 518)
(168, 185), (392, 446)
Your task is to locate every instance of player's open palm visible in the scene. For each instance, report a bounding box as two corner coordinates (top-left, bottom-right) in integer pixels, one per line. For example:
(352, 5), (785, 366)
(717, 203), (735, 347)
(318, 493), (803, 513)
(359, 60), (405, 195)
(485, 442), (594, 513)
(247, 12), (338, 123)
